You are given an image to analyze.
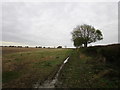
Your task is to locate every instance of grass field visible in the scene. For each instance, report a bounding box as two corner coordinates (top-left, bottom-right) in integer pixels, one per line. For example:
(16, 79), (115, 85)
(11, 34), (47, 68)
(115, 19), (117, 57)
(2, 44), (120, 88)
(2, 47), (72, 88)
(57, 44), (120, 88)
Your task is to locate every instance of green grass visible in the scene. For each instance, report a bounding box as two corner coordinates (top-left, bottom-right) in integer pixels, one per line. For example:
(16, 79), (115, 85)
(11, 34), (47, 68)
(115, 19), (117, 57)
(2, 48), (72, 88)
(57, 46), (120, 88)
(3, 71), (20, 83)
(57, 51), (94, 88)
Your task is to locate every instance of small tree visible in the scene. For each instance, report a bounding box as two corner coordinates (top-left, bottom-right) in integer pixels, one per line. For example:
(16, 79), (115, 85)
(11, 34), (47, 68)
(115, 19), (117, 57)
(71, 24), (103, 48)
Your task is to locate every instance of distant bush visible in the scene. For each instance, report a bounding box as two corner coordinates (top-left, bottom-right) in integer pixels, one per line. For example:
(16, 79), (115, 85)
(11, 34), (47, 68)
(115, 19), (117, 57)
(37, 46), (42, 48)
(9, 46), (16, 47)
(17, 46), (22, 48)
(57, 46), (62, 48)
(36, 46), (42, 48)
(25, 46), (29, 48)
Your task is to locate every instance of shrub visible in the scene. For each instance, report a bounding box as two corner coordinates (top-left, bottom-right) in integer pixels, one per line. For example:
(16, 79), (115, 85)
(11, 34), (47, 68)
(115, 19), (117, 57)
(57, 46), (62, 48)
(81, 44), (120, 65)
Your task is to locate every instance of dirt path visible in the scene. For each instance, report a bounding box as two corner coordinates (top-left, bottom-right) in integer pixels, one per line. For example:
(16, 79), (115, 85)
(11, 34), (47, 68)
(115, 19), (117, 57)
(34, 57), (69, 88)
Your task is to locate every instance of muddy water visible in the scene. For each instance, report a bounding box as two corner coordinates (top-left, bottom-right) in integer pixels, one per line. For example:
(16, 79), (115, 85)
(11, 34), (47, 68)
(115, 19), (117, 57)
(34, 57), (69, 88)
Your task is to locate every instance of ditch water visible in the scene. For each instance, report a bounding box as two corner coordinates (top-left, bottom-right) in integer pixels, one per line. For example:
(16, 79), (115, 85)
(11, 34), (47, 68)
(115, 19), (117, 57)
(34, 57), (69, 88)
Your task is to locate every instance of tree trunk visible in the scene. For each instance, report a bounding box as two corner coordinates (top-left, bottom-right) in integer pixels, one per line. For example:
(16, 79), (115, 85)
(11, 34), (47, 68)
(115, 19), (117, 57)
(84, 42), (87, 47)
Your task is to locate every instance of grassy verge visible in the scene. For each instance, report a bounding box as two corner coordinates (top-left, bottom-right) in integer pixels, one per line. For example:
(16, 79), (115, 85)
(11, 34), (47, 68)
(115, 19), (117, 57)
(2, 48), (72, 88)
(57, 44), (120, 88)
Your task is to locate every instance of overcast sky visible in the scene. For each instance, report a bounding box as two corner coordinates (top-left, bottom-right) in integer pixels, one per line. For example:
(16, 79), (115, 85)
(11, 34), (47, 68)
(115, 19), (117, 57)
(1, 1), (118, 47)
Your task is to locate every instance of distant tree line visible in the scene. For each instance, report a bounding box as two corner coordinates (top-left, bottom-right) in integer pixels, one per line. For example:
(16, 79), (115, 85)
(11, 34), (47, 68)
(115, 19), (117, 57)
(1, 45), (64, 48)
(1, 46), (23, 48)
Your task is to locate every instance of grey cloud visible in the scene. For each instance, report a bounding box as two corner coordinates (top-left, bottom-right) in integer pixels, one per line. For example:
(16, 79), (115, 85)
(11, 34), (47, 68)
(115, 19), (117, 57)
(2, 2), (118, 47)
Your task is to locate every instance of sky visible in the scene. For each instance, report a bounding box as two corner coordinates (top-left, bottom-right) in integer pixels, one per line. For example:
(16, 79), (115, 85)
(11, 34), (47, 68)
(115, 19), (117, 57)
(1, 0), (119, 48)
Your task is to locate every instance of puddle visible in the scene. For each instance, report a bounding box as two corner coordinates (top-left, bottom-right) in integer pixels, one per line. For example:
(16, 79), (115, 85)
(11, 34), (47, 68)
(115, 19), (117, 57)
(34, 57), (69, 88)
